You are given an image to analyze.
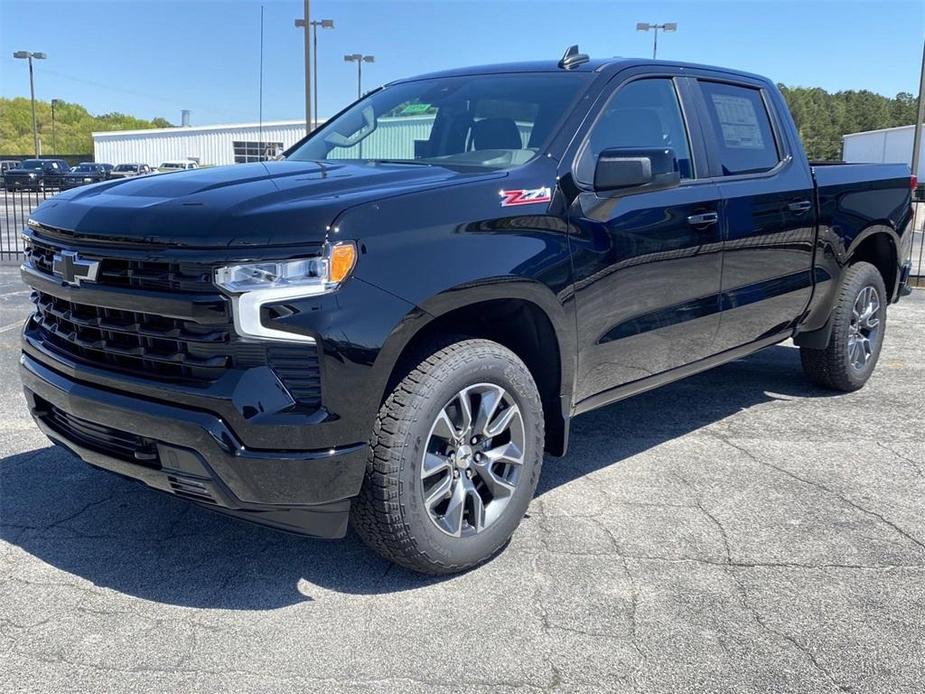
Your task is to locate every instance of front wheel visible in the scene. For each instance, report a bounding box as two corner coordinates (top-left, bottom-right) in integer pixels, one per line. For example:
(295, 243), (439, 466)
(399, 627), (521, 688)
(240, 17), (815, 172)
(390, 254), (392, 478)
(351, 338), (544, 574)
(800, 261), (887, 392)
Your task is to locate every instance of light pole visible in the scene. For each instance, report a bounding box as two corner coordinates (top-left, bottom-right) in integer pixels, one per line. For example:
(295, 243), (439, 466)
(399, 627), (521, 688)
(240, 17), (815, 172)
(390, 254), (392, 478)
(294, 0), (312, 134)
(12, 50), (47, 157)
(635, 22), (677, 59)
(51, 98), (60, 155)
(910, 38), (925, 198)
(310, 19), (334, 131)
(344, 53), (375, 100)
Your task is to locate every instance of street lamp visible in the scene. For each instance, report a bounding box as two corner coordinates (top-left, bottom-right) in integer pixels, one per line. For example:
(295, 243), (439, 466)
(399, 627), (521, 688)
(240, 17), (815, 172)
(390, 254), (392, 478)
(51, 98), (61, 155)
(294, 0), (312, 134)
(636, 22), (677, 59)
(309, 19), (334, 131)
(12, 50), (47, 157)
(344, 53), (375, 100)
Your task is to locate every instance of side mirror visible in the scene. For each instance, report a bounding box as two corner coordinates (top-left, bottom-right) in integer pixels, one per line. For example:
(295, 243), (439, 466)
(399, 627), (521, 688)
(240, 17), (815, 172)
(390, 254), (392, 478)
(594, 147), (681, 193)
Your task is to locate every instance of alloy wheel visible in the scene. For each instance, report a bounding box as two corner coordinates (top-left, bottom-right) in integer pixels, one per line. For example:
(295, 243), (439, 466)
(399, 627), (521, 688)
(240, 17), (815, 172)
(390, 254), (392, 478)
(847, 285), (881, 370)
(420, 383), (525, 537)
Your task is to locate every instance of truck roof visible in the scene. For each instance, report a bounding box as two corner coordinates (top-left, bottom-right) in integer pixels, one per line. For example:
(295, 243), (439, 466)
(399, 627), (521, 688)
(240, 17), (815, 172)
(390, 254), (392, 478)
(391, 58), (771, 86)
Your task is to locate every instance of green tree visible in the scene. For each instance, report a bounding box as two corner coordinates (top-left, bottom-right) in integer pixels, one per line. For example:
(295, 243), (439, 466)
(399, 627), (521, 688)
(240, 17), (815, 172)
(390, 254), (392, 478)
(0, 97), (173, 155)
(778, 85), (920, 161)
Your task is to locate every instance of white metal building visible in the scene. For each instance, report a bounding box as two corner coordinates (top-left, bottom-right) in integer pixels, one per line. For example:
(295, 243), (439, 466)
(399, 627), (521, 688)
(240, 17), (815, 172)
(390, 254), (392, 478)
(91, 115), (532, 168)
(92, 120), (312, 168)
(842, 124), (925, 178)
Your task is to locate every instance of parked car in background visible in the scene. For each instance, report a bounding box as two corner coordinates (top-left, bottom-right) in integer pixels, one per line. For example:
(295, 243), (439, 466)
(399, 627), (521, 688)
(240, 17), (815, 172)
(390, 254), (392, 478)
(109, 163), (152, 179)
(158, 160), (199, 173)
(97, 163), (114, 177)
(61, 163), (111, 189)
(1, 160), (21, 175)
(3, 159), (70, 191)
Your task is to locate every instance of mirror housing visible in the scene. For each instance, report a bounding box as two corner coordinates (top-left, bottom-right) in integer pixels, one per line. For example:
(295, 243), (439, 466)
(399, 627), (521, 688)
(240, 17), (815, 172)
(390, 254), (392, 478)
(593, 147), (681, 193)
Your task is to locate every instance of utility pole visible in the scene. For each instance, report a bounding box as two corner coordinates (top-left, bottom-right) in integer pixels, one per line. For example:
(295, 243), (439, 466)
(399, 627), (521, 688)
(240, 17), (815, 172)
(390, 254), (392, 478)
(51, 98), (60, 155)
(911, 38), (925, 195)
(635, 22), (677, 60)
(13, 51), (47, 157)
(294, 0), (312, 134)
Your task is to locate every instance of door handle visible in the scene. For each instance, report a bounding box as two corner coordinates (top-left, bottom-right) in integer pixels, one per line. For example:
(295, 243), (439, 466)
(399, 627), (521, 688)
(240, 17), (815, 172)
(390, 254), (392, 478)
(787, 200), (813, 214)
(687, 212), (718, 227)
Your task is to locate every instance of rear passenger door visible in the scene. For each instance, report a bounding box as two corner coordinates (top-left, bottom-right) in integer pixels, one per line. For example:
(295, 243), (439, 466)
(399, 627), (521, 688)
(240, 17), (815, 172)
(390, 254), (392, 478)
(693, 78), (816, 351)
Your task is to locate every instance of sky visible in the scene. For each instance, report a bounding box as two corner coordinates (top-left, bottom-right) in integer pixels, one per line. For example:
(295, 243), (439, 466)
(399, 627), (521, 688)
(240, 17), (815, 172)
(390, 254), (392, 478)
(1, 0), (923, 127)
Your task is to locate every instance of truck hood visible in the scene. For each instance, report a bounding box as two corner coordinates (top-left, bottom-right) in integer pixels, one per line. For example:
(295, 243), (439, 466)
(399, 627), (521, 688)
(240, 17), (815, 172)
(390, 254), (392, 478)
(28, 160), (504, 248)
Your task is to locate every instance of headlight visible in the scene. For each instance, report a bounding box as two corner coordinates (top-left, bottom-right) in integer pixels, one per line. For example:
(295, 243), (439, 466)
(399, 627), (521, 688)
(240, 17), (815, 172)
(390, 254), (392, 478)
(215, 241), (357, 343)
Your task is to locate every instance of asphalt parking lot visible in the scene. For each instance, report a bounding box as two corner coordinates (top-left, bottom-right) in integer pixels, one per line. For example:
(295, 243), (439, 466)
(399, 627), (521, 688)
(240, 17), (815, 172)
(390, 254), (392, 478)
(0, 265), (923, 693)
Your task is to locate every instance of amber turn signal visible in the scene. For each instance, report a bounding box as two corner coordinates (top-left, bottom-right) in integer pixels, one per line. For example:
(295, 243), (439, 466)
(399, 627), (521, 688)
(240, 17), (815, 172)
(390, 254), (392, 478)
(329, 242), (357, 284)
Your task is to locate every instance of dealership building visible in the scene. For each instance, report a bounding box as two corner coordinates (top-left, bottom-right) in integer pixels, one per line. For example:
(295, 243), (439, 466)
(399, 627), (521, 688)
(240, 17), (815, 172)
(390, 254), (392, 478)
(92, 120), (314, 167)
(91, 115), (448, 168)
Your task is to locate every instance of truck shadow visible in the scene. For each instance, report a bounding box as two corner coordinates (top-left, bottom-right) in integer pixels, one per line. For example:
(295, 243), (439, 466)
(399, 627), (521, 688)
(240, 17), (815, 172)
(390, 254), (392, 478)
(0, 344), (836, 606)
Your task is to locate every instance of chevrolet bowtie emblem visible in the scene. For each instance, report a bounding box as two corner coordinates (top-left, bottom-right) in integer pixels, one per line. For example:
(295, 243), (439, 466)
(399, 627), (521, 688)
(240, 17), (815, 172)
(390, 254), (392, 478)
(52, 250), (100, 286)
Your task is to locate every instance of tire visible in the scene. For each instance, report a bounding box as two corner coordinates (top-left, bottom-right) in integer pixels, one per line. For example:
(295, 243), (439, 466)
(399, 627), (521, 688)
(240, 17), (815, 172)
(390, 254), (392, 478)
(351, 338), (544, 574)
(800, 261), (887, 392)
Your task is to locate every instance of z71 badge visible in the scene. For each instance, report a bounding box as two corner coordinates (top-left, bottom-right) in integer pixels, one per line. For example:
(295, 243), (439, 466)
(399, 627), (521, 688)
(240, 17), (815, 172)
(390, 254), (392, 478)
(499, 187), (552, 207)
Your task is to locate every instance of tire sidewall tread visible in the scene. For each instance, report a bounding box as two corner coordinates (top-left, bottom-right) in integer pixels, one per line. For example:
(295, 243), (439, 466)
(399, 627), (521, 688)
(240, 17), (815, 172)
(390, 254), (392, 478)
(351, 337), (544, 575)
(800, 261), (887, 392)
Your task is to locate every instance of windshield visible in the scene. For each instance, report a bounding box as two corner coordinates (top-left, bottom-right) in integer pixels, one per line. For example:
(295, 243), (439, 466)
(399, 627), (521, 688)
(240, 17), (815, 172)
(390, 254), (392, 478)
(21, 160), (44, 170)
(160, 163), (182, 169)
(72, 164), (96, 172)
(114, 164), (134, 171)
(287, 73), (591, 171)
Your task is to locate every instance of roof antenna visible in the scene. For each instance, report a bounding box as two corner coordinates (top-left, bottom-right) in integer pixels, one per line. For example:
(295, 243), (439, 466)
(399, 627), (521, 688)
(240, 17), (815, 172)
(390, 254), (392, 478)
(558, 44), (589, 70)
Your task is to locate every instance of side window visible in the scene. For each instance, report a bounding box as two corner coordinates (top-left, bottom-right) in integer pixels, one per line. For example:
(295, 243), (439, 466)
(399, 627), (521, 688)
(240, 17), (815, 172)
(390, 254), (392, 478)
(699, 81), (780, 176)
(576, 78), (693, 184)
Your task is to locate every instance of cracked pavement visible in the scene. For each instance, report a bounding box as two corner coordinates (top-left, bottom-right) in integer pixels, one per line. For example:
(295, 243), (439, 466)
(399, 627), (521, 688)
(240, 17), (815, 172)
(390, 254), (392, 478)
(0, 265), (923, 693)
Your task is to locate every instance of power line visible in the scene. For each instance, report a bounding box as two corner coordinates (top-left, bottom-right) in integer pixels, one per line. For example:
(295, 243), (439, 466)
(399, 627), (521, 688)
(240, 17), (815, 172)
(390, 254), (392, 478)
(39, 68), (253, 120)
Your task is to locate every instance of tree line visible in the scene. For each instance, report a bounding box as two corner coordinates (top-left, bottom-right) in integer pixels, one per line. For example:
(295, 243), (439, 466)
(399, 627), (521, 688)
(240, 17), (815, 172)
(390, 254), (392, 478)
(0, 88), (921, 162)
(0, 97), (172, 156)
(778, 86), (919, 161)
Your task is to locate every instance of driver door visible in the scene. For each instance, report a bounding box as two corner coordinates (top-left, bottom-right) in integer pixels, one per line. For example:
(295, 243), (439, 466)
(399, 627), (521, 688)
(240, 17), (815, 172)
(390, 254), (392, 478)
(567, 76), (724, 408)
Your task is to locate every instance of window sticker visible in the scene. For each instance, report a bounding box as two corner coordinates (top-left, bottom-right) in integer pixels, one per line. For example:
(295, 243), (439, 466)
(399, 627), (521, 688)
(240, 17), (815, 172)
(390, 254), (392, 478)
(710, 94), (765, 150)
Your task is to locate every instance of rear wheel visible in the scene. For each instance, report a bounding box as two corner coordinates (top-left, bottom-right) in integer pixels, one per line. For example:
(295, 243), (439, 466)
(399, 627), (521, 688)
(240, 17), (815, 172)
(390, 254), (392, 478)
(800, 261), (887, 392)
(351, 338), (544, 574)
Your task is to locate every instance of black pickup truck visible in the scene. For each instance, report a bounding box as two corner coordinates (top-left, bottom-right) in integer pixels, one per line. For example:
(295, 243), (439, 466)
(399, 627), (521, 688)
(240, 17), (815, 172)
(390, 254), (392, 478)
(20, 50), (915, 574)
(60, 163), (112, 190)
(4, 158), (71, 192)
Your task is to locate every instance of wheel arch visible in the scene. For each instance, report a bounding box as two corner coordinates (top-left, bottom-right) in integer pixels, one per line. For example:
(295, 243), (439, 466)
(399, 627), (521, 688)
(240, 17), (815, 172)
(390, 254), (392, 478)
(846, 224), (901, 301)
(373, 280), (575, 456)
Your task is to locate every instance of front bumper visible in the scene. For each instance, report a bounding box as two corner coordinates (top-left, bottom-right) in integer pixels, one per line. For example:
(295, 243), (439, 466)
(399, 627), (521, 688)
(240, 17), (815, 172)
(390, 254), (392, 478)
(60, 179), (96, 189)
(21, 353), (368, 538)
(4, 177), (40, 190)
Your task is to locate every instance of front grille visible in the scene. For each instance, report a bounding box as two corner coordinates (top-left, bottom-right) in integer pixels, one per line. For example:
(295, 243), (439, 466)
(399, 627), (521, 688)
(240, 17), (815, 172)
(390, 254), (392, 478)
(25, 238), (215, 293)
(39, 398), (160, 467)
(32, 291), (235, 382)
(24, 234), (323, 409)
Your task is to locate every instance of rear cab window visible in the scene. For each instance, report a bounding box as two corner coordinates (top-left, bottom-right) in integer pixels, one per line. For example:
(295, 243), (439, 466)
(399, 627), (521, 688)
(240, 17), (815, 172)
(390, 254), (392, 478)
(698, 81), (780, 176)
